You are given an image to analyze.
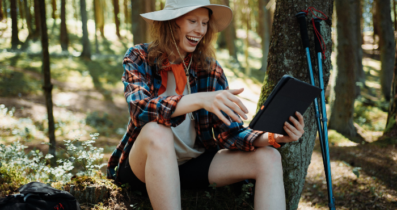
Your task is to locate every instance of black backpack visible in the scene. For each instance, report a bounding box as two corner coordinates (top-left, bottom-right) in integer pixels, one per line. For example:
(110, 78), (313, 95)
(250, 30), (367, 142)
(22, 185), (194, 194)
(0, 182), (81, 210)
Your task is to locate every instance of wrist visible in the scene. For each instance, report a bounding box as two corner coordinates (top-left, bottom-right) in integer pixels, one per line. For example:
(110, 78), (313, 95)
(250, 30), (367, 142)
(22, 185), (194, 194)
(268, 133), (281, 148)
(253, 132), (271, 147)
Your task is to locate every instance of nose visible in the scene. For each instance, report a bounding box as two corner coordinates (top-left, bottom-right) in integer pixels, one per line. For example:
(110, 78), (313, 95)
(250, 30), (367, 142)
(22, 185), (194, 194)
(194, 23), (206, 36)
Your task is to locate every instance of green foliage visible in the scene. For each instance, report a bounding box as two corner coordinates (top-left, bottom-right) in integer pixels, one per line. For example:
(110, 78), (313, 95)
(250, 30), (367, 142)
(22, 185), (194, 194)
(354, 99), (387, 131)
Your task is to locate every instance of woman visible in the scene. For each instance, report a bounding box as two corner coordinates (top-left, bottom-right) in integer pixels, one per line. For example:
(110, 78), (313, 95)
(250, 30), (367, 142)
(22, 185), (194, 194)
(107, 0), (305, 209)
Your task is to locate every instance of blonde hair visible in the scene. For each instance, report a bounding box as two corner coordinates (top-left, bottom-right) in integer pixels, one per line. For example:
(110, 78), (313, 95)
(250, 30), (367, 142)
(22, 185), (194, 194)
(147, 15), (217, 71)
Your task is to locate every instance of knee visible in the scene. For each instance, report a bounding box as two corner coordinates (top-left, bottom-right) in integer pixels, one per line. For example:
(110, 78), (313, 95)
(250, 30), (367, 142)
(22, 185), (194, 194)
(139, 122), (174, 152)
(254, 147), (283, 175)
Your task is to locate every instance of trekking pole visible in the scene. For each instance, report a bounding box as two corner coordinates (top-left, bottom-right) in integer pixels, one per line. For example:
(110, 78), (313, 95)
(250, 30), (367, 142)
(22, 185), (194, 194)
(312, 17), (336, 210)
(296, 11), (336, 210)
(295, 12), (327, 172)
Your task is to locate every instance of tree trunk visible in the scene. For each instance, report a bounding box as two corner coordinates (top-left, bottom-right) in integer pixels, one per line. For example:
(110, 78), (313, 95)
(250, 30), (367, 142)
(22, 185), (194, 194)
(23, 0), (33, 36)
(130, 0), (146, 45)
(95, 0), (105, 38)
(38, 0), (56, 167)
(10, 0), (20, 50)
(60, 0), (68, 52)
(354, 0), (365, 93)
(2, 0), (6, 20)
(394, 0), (397, 31)
(18, 0), (24, 20)
(376, 0), (396, 101)
(0, 0), (3, 21)
(372, 0), (378, 52)
(113, 0), (121, 38)
(259, 0), (272, 72)
(257, 0), (333, 209)
(93, 0), (100, 54)
(80, 0), (91, 60)
(123, 0), (129, 25)
(33, 0), (41, 39)
(384, 45), (397, 139)
(329, 0), (359, 139)
(222, 0), (239, 64)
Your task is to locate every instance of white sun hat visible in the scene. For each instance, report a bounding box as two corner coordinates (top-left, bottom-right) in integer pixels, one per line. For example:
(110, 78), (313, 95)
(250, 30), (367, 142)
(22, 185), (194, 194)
(140, 0), (233, 32)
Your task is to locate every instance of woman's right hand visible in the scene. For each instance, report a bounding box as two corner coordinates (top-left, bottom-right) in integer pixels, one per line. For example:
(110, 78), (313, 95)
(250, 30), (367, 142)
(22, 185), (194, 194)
(201, 88), (249, 126)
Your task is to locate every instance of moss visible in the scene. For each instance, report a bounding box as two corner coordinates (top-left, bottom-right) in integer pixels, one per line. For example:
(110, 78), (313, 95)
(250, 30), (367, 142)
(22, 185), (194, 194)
(384, 113), (396, 133)
(0, 164), (30, 196)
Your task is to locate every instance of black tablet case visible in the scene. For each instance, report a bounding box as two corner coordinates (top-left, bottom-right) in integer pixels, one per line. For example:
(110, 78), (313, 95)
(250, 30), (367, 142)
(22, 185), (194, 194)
(249, 75), (321, 135)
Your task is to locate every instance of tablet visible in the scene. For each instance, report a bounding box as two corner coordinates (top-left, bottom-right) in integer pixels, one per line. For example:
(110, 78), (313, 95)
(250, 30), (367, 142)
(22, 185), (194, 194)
(249, 75), (321, 135)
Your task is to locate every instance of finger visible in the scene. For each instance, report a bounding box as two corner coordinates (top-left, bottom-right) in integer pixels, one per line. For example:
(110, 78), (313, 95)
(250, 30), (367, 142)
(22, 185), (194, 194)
(296, 111), (305, 127)
(284, 126), (298, 141)
(216, 102), (242, 123)
(223, 97), (248, 120)
(289, 116), (304, 132)
(285, 121), (301, 137)
(213, 108), (231, 126)
(226, 93), (249, 114)
(228, 88), (244, 95)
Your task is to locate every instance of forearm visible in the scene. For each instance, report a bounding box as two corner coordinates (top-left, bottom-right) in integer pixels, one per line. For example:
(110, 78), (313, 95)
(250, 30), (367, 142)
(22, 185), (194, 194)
(253, 132), (271, 147)
(171, 93), (203, 118)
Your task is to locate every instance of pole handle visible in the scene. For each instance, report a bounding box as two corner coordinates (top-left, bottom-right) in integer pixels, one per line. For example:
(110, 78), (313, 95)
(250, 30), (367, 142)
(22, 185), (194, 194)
(313, 18), (322, 53)
(295, 12), (309, 48)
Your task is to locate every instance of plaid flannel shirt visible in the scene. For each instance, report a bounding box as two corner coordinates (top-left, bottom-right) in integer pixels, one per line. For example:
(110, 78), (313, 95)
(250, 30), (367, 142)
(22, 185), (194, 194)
(107, 43), (265, 180)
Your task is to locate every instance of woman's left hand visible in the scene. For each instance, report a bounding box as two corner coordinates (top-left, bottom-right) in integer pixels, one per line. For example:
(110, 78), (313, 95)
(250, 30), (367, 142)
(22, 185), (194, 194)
(275, 111), (305, 143)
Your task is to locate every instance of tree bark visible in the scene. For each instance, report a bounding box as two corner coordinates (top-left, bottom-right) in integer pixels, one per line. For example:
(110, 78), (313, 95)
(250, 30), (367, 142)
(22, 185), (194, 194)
(0, 0), (3, 21)
(130, 0), (146, 45)
(33, 0), (41, 39)
(257, 0), (333, 209)
(80, 0), (91, 60)
(23, 0), (33, 36)
(376, 0), (396, 101)
(38, 0), (56, 167)
(93, 0), (100, 54)
(353, 0), (365, 94)
(384, 45), (397, 139)
(329, 0), (359, 139)
(112, 0), (121, 38)
(94, 0), (105, 38)
(259, 0), (273, 72)
(222, 0), (239, 64)
(394, 0), (397, 31)
(2, 0), (6, 20)
(60, 0), (68, 52)
(10, 0), (20, 50)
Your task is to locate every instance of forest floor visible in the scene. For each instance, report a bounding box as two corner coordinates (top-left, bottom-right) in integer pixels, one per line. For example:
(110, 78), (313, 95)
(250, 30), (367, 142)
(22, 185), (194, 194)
(0, 19), (396, 209)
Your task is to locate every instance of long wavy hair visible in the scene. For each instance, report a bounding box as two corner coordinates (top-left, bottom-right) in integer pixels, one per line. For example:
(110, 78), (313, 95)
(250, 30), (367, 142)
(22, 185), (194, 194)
(147, 13), (217, 71)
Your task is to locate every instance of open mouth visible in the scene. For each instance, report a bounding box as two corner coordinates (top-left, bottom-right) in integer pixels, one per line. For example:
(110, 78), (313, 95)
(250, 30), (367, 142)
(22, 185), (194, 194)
(186, 36), (200, 44)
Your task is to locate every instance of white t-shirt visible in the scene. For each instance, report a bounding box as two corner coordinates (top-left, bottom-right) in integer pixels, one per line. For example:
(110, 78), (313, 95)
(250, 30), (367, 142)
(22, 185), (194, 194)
(159, 71), (205, 165)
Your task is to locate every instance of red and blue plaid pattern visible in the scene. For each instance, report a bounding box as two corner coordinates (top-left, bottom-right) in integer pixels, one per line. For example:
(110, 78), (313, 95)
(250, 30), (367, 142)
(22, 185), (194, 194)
(107, 43), (265, 180)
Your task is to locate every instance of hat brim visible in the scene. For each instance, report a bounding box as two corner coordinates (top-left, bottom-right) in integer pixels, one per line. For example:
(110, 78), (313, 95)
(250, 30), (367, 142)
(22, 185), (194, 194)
(140, 5), (233, 32)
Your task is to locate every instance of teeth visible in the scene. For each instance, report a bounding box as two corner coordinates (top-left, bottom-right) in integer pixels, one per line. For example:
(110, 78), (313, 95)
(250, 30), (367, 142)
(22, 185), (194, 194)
(187, 36), (200, 42)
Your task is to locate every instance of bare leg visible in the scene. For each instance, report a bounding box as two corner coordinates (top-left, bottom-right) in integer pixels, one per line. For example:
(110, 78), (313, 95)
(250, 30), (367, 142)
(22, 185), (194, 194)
(208, 146), (286, 210)
(128, 122), (181, 210)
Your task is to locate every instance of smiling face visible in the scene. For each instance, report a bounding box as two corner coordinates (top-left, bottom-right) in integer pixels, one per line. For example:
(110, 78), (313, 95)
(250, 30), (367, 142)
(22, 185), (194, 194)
(174, 8), (210, 57)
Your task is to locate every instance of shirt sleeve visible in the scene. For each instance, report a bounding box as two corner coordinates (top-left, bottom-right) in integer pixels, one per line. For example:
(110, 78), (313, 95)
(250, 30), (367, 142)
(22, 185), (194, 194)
(123, 47), (186, 128)
(210, 61), (265, 152)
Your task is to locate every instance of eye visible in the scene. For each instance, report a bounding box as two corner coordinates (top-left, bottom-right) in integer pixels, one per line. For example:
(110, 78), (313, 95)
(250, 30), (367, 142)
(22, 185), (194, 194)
(202, 22), (208, 26)
(189, 20), (196, 23)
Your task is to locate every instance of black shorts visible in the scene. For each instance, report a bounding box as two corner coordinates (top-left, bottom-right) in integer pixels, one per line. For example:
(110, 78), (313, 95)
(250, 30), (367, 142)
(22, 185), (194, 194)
(118, 149), (218, 192)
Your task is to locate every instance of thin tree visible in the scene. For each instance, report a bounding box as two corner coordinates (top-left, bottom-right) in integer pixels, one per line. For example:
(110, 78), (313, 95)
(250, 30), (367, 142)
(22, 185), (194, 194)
(383, 44), (397, 140)
(93, 0), (100, 54)
(0, 0), (3, 21)
(329, 0), (360, 140)
(376, 0), (395, 101)
(222, 0), (239, 65)
(258, 0), (274, 72)
(33, 0), (41, 39)
(60, 0), (68, 52)
(23, 0), (33, 37)
(256, 0), (333, 208)
(10, 0), (20, 50)
(113, 0), (121, 38)
(354, 0), (365, 94)
(38, 0), (57, 166)
(394, 0), (397, 31)
(50, 0), (57, 34)
(80, 0), (91, 60)
(2, 0), (6, 20)
(130, 0), (146, 45)
(95, 0), (106, 38)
